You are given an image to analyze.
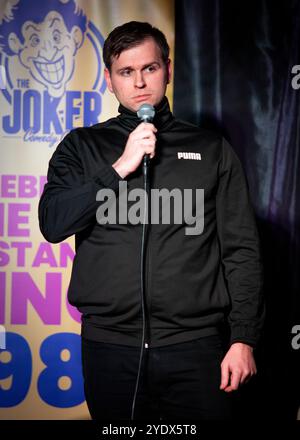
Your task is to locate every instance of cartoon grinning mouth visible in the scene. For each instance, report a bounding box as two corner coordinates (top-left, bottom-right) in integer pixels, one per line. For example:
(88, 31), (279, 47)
(34, 55), (65, 85)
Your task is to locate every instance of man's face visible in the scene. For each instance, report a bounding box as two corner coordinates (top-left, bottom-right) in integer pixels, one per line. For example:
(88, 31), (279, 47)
(104, 38), (171, 112)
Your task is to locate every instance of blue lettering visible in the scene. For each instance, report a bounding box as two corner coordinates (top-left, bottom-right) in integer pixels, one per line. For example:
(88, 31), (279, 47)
(3, 90), (21, 134)
(84, 91), (101, 126)
(66, 91), (81, 130)
(2, 89), (103, 136)
(23, 90), (41, 133)
(38, 333), (84, 407)
(0, 332), (32, 407)
(43, 91), (63, 134)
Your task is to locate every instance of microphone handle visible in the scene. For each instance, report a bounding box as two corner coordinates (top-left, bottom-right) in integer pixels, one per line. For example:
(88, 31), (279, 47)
(142, 115), (152, 174)
(143, 154), (150, 177)
(143, 154), (150, 167)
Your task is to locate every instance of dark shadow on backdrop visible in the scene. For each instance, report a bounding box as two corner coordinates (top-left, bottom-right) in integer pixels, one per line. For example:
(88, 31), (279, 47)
(173, 0), (300, 419)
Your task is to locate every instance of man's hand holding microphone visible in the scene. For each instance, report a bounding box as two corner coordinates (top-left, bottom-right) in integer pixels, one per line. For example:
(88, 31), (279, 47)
(112, 104), (156, 178)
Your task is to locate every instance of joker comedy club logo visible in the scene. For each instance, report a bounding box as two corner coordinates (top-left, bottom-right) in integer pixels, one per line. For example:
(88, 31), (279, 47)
(0, 0), (106, 147)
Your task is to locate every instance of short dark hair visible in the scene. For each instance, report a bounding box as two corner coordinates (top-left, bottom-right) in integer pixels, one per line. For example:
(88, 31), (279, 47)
(103, 21), (170, 71)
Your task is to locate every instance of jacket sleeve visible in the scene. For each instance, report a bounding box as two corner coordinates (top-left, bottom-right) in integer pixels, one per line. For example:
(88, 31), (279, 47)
(216, 138), (265, 348)
(38, 129), (124, 243)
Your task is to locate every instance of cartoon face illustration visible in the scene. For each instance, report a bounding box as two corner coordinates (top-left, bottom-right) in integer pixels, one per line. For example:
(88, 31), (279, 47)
(7, 10), (84, 97)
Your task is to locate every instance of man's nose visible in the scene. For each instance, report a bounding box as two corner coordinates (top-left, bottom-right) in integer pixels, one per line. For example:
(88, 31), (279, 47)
(134, 71), (146, 88)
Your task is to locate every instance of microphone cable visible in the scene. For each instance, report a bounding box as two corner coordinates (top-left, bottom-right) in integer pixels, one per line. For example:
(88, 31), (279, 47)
(130, 154), (150, 421)
(130, 104), (155, 421)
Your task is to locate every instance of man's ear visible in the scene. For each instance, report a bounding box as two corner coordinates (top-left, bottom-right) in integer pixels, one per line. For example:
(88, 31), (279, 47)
(166, 58), (172, 84)
(8, 32), (22, 54)
(104, 67), (114, 93)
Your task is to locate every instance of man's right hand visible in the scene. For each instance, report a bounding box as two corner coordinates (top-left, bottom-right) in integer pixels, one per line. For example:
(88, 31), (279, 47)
(112, 122), (157, 178)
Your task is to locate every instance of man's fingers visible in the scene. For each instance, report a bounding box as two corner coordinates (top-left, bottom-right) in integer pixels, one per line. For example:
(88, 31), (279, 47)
(224, 367), (256, 392)
(240, 367), (257, 384)
(131, 130), (156, 145)
(240, 369), (251, 384)
(136, 122), (157, 134)
(131, 131), (156, 141)
(220, 364), (229, 390)
(228, 370), (241, 391)
(221, 366), (242, 392)
(142, 122), (157, 132)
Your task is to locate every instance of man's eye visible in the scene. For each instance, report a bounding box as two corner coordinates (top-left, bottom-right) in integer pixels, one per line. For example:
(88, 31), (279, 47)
(53, 30), (61, 44)
(30, 34), (40, 47)
(145, 65), (157, 73)
(121, 70), (132, 76)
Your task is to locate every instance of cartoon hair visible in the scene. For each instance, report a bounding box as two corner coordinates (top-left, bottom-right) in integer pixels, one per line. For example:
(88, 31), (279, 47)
(0, 0), (87, 55)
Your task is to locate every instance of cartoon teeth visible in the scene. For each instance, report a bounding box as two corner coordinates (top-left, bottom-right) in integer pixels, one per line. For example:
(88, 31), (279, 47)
(34, 55), (65, 85)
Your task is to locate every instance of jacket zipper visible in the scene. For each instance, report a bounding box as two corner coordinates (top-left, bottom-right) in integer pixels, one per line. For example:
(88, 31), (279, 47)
(144, 222), (152, 349)
(143, 164), (152, 349)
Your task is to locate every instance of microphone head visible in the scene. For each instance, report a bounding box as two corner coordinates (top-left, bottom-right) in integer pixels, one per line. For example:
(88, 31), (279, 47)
(137, 103), (155, 122)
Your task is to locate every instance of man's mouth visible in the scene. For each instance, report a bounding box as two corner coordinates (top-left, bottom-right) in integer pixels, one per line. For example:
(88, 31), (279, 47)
(34, 55), (65, 85)
(133, 94), (151, 101)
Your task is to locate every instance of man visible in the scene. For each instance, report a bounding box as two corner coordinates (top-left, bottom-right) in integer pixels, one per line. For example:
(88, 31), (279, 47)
(38, 21), (265, 421)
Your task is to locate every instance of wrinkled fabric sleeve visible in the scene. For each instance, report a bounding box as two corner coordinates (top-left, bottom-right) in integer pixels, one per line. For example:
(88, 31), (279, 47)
(216, 138), (265, 348)
(38, 129), (124, 243)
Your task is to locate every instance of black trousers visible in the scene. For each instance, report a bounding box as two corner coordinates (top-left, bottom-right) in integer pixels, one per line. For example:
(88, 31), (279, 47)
(81, 334), (234, 421)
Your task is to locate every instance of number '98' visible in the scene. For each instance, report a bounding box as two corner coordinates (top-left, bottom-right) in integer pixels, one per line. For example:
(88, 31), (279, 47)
(0, 332), (85, 408)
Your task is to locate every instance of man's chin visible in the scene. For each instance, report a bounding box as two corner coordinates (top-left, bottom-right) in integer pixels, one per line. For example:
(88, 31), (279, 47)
(130, 97), (162, 113)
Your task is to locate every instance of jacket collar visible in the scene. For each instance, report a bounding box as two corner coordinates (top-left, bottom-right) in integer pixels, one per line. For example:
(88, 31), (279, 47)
(117, 96), (174, 131)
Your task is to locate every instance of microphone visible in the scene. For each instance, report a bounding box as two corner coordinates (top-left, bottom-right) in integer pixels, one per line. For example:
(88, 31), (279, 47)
(137, 104), (155, 170)
(132, 102), (155, 421)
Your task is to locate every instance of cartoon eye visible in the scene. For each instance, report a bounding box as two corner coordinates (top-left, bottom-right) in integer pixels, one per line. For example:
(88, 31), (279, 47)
(30, 34), (40, 47)
(53, 30), (61, 44)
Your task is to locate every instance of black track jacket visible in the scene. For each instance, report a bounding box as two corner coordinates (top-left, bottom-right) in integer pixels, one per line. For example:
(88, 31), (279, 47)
(38, 97), (265, 348)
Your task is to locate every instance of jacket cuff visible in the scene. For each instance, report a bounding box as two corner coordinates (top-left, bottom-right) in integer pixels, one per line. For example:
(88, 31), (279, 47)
(93, 165), (124, 192)
(229, 324), (260, 348)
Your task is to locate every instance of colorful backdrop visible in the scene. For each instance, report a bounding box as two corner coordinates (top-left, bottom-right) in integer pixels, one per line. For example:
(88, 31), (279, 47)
(0, 0), (174, 419)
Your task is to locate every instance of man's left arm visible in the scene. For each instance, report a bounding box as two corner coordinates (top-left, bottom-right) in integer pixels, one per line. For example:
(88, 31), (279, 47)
(216, 138), (265, 392)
